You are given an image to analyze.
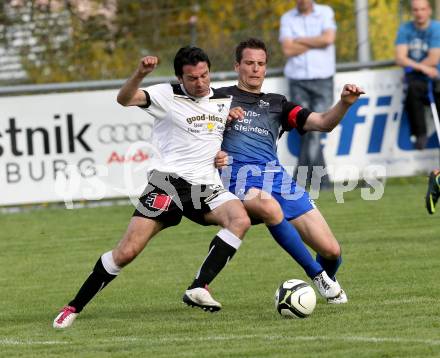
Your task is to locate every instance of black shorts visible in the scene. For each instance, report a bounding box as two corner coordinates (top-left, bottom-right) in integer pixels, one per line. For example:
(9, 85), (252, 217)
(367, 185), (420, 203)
(133, 170), (238, 227)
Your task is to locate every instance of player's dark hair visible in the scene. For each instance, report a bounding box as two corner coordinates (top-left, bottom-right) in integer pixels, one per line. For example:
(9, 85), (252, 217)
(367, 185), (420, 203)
(174, 46), (211, 77)
(235, 38), (269, 63)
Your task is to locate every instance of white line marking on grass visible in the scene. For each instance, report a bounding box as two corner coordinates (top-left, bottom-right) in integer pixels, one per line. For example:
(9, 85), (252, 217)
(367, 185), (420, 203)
(110, 334), (440, 346)
(278, 335), (440, 346)
(383, 297), (438, 305)
(2, 335), (439, 346)
(0, 339), (67, 345)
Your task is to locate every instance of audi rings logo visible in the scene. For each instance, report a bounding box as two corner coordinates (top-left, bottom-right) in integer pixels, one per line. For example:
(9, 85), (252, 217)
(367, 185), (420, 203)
(98, 122), (152, 144)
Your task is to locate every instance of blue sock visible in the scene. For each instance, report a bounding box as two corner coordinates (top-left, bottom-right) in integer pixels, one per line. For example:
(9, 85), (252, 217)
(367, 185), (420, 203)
(316, 254), (342, 280)
(268, 219), (322, 279)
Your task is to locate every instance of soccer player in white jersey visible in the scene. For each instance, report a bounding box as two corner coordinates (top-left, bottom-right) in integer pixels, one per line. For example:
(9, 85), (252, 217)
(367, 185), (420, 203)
(53, 47), (251, 329)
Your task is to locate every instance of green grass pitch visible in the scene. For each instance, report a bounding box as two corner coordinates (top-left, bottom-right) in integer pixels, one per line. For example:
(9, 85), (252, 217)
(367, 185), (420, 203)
(1, 176), (439, 357)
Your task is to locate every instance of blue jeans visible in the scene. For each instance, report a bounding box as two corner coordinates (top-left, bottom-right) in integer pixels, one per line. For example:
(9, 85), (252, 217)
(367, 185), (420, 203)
(288, 77), (334, 188)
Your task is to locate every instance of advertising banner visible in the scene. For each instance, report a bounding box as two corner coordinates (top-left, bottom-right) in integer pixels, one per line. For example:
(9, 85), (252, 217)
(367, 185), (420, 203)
(0, 90), (156, 205)
(273, 69), (440, 181)
(1, 68), (438, 206)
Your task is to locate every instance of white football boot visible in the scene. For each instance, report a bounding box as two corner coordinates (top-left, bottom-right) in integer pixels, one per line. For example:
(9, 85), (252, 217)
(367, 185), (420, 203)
(183, 286), (222, 312)
(327, 289), (348, 304)
(53, 306), (78, 328)
(312, 271), (342, 300)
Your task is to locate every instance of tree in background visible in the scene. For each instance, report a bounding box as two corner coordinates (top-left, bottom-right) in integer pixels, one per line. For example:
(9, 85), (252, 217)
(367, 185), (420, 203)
(0, 0), (409, 84)
(369, 0), (400, 61)
(2, 0), (138, 83)
(174, 0), (358, 72)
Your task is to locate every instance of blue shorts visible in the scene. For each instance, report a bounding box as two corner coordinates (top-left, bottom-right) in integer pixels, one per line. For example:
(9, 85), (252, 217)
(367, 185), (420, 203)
(221, 163), (315, 221)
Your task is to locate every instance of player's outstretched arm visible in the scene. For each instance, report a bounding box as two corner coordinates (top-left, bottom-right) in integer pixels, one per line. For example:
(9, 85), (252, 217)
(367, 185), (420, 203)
(117, 56), (159, 107)
(303, 84), (364, 132)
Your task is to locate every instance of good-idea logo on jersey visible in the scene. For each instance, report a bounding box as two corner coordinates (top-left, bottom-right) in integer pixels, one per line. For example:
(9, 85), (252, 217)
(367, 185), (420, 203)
(185, 114), (226, 134)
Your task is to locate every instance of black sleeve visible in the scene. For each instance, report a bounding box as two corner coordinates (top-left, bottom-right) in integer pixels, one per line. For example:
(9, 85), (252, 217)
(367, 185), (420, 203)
(214, 87), (227, 96)
(280, 99), (312, 135)
(211, 87), (233, 99)
(137, 90), (151, 108)
(213, 86), (234, 98)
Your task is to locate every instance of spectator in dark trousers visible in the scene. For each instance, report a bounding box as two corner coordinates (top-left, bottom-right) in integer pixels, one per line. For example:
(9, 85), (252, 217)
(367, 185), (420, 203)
(395, 0), (440, 150)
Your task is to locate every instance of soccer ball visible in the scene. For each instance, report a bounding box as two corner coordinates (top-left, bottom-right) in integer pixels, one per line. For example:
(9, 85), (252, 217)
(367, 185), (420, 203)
(274, 279), (316, 318)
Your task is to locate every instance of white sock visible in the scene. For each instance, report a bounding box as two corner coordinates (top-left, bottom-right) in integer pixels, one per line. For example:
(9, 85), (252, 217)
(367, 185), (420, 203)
(101, 251), (121, 276)
(217, 228), (242, 249)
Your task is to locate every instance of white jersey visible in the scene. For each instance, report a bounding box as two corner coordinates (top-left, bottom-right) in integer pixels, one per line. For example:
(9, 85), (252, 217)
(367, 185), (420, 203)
(140, 83), (232, 185)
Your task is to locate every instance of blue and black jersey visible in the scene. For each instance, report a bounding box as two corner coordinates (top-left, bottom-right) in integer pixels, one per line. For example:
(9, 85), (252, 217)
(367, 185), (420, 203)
(217, 85), (311, 166)
(217, 85), (315, 220)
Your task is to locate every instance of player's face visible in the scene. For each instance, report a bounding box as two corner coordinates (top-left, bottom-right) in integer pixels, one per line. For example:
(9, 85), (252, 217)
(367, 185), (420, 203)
(411, 0), (432, 27)
(179, 62), (211, 97)
(235, 48), (267, 93)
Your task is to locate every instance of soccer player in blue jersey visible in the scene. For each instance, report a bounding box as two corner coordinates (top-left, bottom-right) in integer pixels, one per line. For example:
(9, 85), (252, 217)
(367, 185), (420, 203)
(215, 38), (364, 303)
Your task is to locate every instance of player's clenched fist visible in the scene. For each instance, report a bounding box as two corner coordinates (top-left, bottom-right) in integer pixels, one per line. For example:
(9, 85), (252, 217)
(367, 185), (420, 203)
(137, 56), (159, 76)
(340, 84), (365, 105)
(227, 106), (245, 122)
(214, 150), (229, 168)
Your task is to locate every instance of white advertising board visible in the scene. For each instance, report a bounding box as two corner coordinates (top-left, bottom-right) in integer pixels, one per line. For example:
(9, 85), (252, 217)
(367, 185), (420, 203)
(259, 69), (440, 181)
(0, 90), (155, 205)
